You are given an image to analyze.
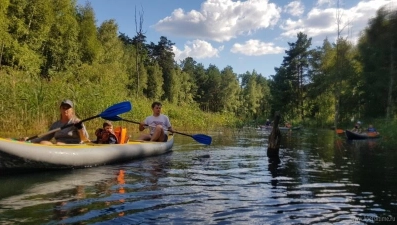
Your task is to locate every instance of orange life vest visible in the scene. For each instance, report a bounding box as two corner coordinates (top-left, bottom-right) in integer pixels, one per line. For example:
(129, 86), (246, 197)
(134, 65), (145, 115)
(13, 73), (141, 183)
(114, 127), (129, 144)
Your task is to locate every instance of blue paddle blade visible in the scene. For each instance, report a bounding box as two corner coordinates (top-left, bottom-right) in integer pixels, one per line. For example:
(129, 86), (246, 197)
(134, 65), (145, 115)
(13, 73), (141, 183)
(192, 134), (212, 145)
(99, 101), (132, 118)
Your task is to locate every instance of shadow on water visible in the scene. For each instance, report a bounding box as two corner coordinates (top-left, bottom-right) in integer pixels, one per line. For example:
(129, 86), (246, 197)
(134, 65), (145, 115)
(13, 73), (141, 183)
(0, 129), (397, 224)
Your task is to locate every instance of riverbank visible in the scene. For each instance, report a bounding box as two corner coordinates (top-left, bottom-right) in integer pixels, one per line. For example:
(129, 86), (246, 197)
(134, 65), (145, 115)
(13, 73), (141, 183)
(0, 98), (241, 138)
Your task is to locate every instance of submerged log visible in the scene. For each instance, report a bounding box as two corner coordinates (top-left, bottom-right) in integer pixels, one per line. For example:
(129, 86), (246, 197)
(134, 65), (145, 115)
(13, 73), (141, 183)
(267, 112), (281, 158)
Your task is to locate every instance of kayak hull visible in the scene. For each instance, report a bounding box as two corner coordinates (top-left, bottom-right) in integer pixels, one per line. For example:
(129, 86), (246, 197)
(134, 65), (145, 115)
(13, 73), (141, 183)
(0, 136), (174, 170)
(345, 130), (380, 140)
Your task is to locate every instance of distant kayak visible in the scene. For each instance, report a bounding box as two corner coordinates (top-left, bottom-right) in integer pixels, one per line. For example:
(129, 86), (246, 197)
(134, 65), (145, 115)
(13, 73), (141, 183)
(345, 130), (380, 140)
(259, 125), (272, 130)
(259, 126), (302, 131)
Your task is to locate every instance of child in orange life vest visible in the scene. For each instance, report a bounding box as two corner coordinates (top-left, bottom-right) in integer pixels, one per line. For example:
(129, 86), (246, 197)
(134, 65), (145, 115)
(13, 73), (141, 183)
(95, 121), (118, 144)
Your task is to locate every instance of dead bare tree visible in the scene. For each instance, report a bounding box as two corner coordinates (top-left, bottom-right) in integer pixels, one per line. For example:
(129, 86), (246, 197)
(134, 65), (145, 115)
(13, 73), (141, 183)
(386, 2), (396, 119)
(334, 0), (348, 133)
(134, 6), (145, 97)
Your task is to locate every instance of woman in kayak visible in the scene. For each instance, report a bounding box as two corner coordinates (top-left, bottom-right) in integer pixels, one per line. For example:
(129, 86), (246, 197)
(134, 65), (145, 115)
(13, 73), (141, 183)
(31, 99), (90, 145)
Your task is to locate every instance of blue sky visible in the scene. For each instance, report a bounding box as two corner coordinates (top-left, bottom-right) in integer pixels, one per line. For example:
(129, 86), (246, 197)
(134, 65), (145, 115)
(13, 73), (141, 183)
(77, 0), (394, 78)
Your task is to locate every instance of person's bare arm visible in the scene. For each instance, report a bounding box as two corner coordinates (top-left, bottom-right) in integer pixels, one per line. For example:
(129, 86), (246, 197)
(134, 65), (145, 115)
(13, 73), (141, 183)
(168, 126), (175, 133)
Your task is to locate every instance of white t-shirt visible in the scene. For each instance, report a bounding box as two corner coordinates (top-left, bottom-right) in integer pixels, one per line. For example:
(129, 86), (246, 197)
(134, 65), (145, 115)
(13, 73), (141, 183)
(144, 114), (171, 135)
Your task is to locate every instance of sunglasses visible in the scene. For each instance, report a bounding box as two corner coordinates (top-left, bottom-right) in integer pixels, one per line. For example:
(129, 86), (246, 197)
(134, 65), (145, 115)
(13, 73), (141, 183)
(61, 105), (71, 110)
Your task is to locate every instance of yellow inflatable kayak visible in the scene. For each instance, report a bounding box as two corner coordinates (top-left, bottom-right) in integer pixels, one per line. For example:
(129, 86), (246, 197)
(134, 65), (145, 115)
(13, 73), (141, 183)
(0, 136), (173, 170)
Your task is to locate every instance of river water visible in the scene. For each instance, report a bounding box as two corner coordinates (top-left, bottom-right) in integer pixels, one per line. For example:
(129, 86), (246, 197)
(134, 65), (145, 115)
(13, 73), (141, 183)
(0, 128), (396, 224)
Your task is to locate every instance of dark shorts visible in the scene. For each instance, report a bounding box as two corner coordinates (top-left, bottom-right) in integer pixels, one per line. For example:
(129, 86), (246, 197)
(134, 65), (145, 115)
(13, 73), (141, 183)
(150, 134), (168, 142)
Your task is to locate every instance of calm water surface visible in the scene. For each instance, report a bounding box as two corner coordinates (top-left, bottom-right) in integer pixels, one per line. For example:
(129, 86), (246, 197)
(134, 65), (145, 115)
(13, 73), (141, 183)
(0, 128), (396, 224)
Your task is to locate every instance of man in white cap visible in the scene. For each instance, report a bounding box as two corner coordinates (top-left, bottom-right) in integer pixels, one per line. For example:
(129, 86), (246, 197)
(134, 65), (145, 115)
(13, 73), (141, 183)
(352, 121), (362, 133)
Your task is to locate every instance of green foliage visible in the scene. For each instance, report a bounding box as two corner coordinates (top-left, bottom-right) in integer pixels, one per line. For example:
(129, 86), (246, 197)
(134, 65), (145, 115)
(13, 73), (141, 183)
(220, 66), (241, 113)
(270, 66), (294, 117)
(192, 63), (208, 104)
(147, 36), (175, 101)
(0, 0), (12, 68)
(42, 0), (80, 76)
(0, 67), (240, 137)
(180, 57), (198, 99)
(307, 37), (362, 126)
(97, 19), (123, 65)
(177, 70), (194, 104)
(3, 0), (397, 136)
(76, 2), (101, 64)
(358, 7), (397, 119)
(280, 32), (312, 120)
(203, 64), (222, 112)
(145, 62), (164, 99)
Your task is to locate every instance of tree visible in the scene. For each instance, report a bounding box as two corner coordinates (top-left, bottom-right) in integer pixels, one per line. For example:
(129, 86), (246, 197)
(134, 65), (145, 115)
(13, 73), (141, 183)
(76, 2), (101, 64)
(306, 39), (336, 126)
(180, 57), (199, 101)
(282, 32), (312, 119)
(358, 7), (397, 119)
(41, 0), (79, 77)
(193, 63), (208, 105)
(333, 0), (348, 130)
(308, 38), (361, 126)
(133, 6), (146, 97)
(219, 66), (240, 113)
(97, 19), (124, 64)
(240, 71), (262, 119)
(255, 74), (271, 119)
(147, 36), (175, 101)
(270, 66), (294, 118)
(145, 62), (163, 100)
(6, 0), (53, 74)
(203, 64), (222, 112)
(0, 0), (11, 69)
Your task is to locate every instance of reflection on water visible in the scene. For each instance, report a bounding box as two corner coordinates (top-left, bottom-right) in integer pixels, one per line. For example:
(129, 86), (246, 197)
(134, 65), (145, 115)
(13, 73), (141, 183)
(0, 129), (396, 224)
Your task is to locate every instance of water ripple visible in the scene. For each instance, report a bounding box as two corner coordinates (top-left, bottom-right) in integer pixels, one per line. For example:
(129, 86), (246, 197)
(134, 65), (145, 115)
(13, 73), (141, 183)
(0, 129), (396, 224)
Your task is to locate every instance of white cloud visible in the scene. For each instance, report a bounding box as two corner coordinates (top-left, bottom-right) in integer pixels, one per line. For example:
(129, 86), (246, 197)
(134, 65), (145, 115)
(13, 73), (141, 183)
(316, 0), (334, 7)
(280, 0), (392, 44)
(173, 39), (223, 62)
(231, 39), (285, 56)
(153, 0), (281, 42)
(284, 1), (305, 17)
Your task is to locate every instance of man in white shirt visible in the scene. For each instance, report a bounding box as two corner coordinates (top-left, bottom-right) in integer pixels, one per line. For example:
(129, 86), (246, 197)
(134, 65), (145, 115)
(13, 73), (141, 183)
(138, 102), (175, 142)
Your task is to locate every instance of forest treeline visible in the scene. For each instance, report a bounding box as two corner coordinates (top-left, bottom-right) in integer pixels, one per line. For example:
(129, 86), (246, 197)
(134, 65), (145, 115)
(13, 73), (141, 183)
(0, 0), (396, 135)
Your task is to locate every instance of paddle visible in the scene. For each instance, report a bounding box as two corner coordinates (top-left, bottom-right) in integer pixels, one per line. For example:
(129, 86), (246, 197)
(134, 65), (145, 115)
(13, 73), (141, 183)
(367, 132), (379, 137)
(104, 116), (212, 145)
(336, 129), (344, 134)
(26, 101), (132, 141)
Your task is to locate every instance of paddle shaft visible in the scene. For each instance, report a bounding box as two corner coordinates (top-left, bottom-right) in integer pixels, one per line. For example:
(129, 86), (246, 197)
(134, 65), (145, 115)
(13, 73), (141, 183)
(119, 118), (176, 133)
(116, 118), (194, 137)
(126, 120), (209, 143)
(172, 131), (193, 137)
(26, 115), (100, 141)
(105, 116), (212, 145)
(26, 101), (132, 141)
